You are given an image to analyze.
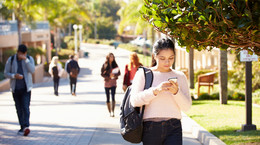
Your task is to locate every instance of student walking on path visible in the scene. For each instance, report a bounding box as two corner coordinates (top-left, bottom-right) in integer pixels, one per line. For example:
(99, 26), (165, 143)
(122, 52), (142, 92)
(4, 44), (35, 136)
(48, 56), (63, 96)
(130, 38), (192, 145)
(101, 52), (121, 117)
(66, 55), (80, 96)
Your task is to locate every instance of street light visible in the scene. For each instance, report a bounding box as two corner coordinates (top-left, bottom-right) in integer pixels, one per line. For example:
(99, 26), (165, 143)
(78, 25), (83, 50)
(73, 24), (78, 54)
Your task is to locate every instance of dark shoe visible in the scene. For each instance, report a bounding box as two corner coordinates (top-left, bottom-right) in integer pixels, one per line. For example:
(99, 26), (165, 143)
(23, 127), (30, 136)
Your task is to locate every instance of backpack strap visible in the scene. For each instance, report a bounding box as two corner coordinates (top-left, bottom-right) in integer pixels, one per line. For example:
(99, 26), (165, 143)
(142, 67), (153, 90)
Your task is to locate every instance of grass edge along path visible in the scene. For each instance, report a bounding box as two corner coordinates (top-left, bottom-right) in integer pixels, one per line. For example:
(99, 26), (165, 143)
(186, 100), (260, 145)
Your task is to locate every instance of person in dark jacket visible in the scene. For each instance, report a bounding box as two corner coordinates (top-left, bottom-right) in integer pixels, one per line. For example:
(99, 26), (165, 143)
(101, 53), (121, 117)
(66, 55), (80, 96)
(4, 44), (35, 136)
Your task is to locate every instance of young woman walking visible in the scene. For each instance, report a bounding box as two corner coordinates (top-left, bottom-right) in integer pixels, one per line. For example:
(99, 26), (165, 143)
(122, 52), (142, 92)
(101, 53), (121, 117)
(130, 38), (192, 145)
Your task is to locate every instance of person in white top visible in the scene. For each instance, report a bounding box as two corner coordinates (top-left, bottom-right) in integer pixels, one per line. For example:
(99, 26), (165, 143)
(130, 38), (192, 145)
(49, 56), (63, 96)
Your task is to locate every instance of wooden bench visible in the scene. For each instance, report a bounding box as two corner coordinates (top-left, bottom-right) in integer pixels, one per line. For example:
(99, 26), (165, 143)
(197, 72), (216, 96)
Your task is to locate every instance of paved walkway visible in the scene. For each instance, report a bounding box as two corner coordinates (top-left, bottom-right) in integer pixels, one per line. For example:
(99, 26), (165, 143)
(0, 44), (202, 145)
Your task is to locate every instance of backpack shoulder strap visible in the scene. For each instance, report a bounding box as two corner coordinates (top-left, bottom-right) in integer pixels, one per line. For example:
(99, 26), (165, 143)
(10, 55), (15, 66)
(142, 67), (153, 90)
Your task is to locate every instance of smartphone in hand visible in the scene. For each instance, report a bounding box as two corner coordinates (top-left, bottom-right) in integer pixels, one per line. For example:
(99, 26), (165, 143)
(168, 77), (177, 83)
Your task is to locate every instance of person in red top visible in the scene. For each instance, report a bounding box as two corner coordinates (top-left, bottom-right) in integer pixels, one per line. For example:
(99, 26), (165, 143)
(101, 53), (121, 117)
(122, 52), (142, 92)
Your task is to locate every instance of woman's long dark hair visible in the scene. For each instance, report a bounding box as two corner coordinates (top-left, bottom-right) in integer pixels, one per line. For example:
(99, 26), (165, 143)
(102, 53), (118, 75)
(151, 38), (175, 67)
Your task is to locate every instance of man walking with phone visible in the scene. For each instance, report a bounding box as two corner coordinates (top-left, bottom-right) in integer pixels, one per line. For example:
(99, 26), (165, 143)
(4, 44), (35, 136)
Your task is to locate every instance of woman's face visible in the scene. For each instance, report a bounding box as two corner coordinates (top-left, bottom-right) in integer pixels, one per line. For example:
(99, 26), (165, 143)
(109, 54), (114, 63)
(155, 49), (175, 72)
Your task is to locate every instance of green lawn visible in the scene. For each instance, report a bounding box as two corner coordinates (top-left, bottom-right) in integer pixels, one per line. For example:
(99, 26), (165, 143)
(186, 100), (260, 145)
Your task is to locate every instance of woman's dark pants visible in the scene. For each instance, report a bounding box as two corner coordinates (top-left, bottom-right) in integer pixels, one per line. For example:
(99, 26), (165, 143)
(142, 119), (182, 145)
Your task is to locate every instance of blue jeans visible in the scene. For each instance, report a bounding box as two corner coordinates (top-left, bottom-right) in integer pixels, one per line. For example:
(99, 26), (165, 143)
(70, 77), (77, 94)
(12, 89), (31, 130)
(142, 119), (182, 145)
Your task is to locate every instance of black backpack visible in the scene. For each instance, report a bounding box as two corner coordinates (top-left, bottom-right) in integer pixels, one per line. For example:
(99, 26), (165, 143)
(120, 67), (153, 143)
(52, 66), (59, 78)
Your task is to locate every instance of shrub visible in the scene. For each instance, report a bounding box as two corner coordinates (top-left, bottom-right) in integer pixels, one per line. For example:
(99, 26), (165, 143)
(230, 92), (245, 100)
(51, 49), (74, 60)
(211, 93), (220, 100)
(86, 38), (115, 45)
(3, 49), (16, 63)
(63, 36), (79, 51)
(27, 47), (45, 57)
(198, 93), (212, 100)
(197, 92), (244, 101)
(118, 43), (144, 54)
(253, 89), (260, 105)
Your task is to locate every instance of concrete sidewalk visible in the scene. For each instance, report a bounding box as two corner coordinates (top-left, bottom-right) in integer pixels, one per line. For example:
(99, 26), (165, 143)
(0, 43), (225, 145)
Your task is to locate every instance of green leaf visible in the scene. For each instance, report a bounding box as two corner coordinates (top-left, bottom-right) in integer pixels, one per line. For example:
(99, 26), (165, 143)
(208, 31), (215, 39)
(165, 16), (169, 22)
(171, 9), (178, 15)
(153, 20), (162, 27)
(199, 15), (206, 21)
(153, 0), (161, 4)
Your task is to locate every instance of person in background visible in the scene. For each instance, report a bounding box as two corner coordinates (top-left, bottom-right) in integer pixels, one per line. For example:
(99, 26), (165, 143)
(4, 44), (35, 136)
(122, 52), (142, 92)
(130, 38), (192, 145)
(66, 55), (80, 96)
(101, 53), (121, 117)
(48, 56), (63, 96)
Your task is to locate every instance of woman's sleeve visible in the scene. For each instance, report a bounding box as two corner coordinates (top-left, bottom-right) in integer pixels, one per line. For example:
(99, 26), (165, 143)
(172, 73), (192, 112)
(101, 64), (109, 79)
(130, 69), (157, 107)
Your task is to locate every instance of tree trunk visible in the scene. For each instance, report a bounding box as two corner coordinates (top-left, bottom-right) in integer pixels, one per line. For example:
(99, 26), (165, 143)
(189, 47), (194, 89)
(219, 49), (228, 104)
(17, 18), (22, 45)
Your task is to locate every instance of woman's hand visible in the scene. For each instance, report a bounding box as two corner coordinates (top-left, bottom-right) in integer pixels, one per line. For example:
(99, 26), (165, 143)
(153, 81), (179, 96)
(123, 85), (128, 92)
(168, 80), (179, 95)
(110, 73), (115, 78)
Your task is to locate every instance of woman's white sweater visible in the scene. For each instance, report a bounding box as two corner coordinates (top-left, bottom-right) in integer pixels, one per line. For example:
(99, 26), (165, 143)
(130, 68), (192, 120)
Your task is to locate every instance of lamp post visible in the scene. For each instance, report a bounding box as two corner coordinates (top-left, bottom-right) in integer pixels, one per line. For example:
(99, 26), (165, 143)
(73, 24), (78, 54)
(78, 25), (82, 50)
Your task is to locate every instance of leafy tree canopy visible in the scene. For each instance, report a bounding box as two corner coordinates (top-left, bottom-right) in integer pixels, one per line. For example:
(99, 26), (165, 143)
(141, 0), (260, 55)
